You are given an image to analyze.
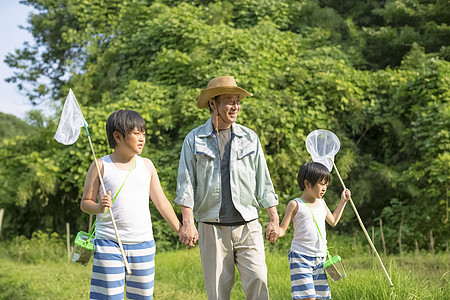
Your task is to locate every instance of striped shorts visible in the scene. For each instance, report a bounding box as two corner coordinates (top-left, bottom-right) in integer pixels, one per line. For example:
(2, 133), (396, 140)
(90, 239), (156, 300)
(288, 251), (331, 300)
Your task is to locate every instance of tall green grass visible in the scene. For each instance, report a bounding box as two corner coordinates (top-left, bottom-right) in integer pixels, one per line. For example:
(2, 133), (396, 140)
(0, 232), (448, 299)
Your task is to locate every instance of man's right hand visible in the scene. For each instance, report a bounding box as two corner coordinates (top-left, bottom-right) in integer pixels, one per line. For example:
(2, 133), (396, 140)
(179, 222), (198, 249)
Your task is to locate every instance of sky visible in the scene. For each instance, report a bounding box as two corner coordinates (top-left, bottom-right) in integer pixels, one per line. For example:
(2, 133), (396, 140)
(0, 0), (53, 120)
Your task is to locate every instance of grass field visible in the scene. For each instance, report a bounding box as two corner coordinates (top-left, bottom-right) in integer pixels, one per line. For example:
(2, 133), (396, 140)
(0, 243), (448, 299)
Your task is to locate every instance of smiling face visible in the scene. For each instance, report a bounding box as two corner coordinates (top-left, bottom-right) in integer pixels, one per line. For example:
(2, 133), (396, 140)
(209, 94), (241, 129)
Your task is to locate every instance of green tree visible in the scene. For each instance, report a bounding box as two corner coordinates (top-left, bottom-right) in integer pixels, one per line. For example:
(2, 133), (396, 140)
(1, 0), (448, 254)
(0, 112), (32, 141)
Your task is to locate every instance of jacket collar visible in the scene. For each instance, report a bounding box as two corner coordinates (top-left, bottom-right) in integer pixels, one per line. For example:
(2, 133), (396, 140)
(198, 117), (244, 138)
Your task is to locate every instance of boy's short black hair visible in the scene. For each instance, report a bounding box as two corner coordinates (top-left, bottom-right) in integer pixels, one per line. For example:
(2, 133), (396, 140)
(297, 162), (330, 191)
(106, 110), (146, 149)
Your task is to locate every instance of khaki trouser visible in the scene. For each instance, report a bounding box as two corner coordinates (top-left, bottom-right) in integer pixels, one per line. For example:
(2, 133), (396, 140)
(198, 220), (269, 300)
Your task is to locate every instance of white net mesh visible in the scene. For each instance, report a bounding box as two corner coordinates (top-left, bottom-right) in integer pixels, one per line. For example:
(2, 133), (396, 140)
(305, 129), (340, 171)
(54, 89), (87, 145)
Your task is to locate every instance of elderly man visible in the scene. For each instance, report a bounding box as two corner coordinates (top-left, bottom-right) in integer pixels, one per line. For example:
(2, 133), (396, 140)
(175, 76), (279, 300)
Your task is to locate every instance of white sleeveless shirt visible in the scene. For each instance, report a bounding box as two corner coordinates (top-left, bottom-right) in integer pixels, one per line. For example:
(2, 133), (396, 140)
(290, 198), (327, 256)
(95, 155), (153, 243)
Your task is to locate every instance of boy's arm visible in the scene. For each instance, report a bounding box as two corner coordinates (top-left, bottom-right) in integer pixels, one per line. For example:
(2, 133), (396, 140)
(325, 189), (351, 227)
(145, 159), (182, 234)
(279, 200), (299, 237)
(81, 160), (110, 215)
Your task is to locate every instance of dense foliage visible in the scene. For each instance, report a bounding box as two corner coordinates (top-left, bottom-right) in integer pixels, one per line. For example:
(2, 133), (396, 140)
(1, 0), (448, 253)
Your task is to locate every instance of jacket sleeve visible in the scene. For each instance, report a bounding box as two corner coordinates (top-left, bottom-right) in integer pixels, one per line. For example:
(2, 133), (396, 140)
(254, 136), (278, 208)
(174, 134), (196, 208)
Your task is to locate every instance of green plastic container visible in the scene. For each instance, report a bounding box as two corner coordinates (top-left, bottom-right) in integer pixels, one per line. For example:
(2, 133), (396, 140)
(323, 255), (346, 282)
(71, 231), (94, 266)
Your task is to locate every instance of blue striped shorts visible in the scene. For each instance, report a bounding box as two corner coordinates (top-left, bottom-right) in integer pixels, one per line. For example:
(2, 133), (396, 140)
(288, 251), (331, 300)
(90, 239), (156, 300)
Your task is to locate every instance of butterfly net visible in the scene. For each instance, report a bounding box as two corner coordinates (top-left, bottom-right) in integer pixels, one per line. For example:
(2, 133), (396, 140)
(305, 129), (340, 172)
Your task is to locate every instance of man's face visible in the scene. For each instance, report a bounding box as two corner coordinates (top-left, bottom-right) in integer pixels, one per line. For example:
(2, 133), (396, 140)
(214, 94), (241, 126)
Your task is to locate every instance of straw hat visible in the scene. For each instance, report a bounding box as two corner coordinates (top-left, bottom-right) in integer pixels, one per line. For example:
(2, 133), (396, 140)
(197, 76), (253, 109)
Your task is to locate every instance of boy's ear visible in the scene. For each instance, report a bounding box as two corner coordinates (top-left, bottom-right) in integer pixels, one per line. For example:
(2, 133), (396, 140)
(113, 131), (123, 144)
(304, 180), (311, 189)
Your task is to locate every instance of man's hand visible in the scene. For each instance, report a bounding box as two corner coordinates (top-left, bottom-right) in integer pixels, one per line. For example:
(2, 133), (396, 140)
(179, 222), (198, 249)
(179, 206), (198, 249)
(265, 206), (280, 242)
(265, 221), (280, 242)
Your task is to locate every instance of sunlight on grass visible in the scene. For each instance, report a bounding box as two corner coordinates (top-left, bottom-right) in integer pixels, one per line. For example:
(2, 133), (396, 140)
(0, 242), (448, 299)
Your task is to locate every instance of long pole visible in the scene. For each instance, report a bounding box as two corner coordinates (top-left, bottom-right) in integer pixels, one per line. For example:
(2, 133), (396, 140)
(86, 125), (132, 275)
(330, 158), (393, 287)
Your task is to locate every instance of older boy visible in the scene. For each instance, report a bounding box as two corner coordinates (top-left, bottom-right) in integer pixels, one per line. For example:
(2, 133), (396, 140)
(81, 110), (181, 299)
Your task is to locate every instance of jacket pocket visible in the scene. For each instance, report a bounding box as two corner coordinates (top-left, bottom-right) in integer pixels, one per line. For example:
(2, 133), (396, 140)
(237, 147), (255, 160)
(236, 147), (257, 205)
(194, 144), (216, 198)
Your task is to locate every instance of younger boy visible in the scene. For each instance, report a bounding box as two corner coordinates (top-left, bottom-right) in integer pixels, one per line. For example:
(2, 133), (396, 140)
(278, 162), (351, 300)
(81, 109), (182, 299)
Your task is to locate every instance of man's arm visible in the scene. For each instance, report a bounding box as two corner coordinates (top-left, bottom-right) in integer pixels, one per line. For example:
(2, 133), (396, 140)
(174, 134), (198, 248)
(265, 206), (280, 242)
(253, 136), (280, 241)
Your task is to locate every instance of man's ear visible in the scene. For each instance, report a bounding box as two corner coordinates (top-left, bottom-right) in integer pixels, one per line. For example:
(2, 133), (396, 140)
(209, 99), (216, 112)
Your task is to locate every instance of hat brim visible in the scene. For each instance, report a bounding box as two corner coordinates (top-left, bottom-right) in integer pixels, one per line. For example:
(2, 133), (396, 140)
(197, 86), (252, 109)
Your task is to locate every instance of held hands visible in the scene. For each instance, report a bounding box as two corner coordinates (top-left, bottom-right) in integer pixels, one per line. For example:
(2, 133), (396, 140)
(341, 189), (351, 202)
(265, 221), (280, 242)
(98, 191), (112, 213)
(179, 222), (199, 249)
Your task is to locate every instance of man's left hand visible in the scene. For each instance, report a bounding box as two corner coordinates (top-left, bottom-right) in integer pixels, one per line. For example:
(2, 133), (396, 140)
(265, 221), (280, 242)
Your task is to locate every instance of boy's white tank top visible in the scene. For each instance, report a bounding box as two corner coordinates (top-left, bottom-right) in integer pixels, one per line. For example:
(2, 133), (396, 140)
(291, 198), (327, 257)
(95, 155), (153, 243)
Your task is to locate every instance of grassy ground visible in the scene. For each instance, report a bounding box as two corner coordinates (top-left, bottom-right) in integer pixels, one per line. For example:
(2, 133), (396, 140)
(0, 246), (448, 299)
(0, 231), (448, 299)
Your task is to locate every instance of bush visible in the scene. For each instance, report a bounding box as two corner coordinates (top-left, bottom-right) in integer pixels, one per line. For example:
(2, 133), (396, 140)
(0, 230), (67, 264)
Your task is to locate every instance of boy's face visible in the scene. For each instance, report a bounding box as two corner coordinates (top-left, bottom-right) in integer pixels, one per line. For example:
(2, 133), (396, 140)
(115, 128), (146, 154)
(306, 178), (329, 199)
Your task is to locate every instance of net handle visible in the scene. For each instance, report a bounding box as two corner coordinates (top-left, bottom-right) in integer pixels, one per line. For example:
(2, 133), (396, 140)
(328, 157), (394, 287)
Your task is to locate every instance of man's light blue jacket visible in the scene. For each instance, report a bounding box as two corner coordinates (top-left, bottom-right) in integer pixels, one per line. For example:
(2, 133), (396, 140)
(175, 118), (278, 222)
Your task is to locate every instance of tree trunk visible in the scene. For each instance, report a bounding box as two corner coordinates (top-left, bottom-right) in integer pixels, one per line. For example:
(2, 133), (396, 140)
(66, 222), (71, 262)
(0, 208), (4, 237)
(380, 219), (387, 256)
(430, 230), (435, 255)
(397, 214), (404, 255)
